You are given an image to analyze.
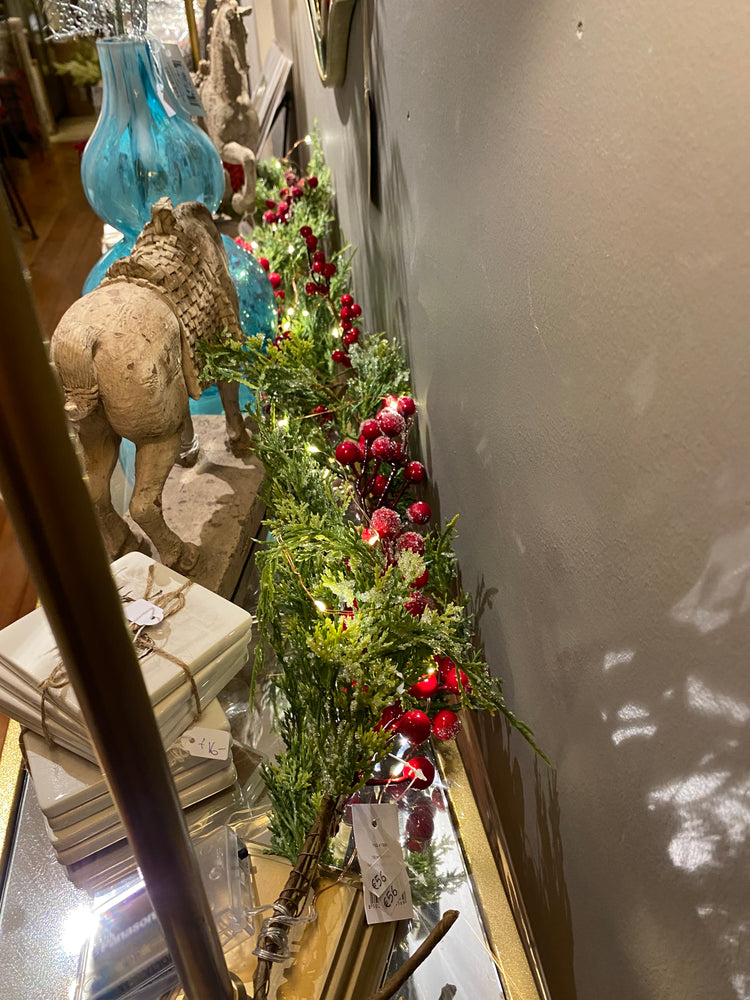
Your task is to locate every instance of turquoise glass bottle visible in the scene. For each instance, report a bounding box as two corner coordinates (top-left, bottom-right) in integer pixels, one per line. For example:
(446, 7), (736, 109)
(81, 36), (224, 238)
(80, 36), (275, 342)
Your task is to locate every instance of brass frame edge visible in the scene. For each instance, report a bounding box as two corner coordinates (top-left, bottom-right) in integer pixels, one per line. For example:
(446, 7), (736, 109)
(0, 720), (25, 881)
(435, 737), (544, 1000)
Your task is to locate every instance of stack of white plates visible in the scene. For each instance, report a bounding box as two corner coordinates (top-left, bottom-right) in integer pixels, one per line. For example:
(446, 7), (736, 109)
(0, 551), (253, 761)
(23, 698), (239, 867)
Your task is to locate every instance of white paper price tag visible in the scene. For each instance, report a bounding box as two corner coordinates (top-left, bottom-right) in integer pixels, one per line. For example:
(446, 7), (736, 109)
(180, 727), (231, 760)
(162, 42), (206, 117)
(125, 599), (165, 627)
(351, 803), (413, 924)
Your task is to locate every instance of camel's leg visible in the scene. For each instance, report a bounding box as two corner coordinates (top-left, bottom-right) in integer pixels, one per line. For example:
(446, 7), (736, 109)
(223, 141), (257, 220)
(217, 379), (252, 453)
(76, 409), (143, 559)
(129, 436), (199, 573)
(176, 410), (200, 467)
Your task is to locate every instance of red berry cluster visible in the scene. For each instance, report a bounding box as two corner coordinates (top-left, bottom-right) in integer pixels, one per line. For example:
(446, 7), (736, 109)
(262, 167), (319, 225)
(301, 225), (337, 299)
(330, 293), (363, 368)
(372, 655), (468, 772)
(335, 394), (427, 517)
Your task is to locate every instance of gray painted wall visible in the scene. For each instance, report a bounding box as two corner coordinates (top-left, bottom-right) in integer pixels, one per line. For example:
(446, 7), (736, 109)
(269, 1), (750, 996)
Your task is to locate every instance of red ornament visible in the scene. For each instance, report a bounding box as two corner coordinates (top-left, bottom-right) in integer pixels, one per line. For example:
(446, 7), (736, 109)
(432, 709), (461, 741)
(408, 673), (438, 699)
(403, 756), (435, 790)
(370, 507), (402, 540)
(335, 440), (360, 465)
(404, 461), (426, 483)
(351, 303), (362, 318)
(258, 257), (270, 272)
(269, 272), (282, 289)
(408, 501), (432, 525)
(340, 293), (354, 307)
(395, 709), (431, 745)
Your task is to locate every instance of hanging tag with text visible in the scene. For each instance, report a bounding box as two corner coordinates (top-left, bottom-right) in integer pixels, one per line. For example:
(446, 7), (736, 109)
(180, 727), (231, 760)
(162, 42), (206, 117)
(351, 803), (413, 924)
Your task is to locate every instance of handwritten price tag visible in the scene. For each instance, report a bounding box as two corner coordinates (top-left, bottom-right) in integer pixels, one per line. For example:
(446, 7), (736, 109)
(180, 727), (231, 761)
(351, 803), (413, 924)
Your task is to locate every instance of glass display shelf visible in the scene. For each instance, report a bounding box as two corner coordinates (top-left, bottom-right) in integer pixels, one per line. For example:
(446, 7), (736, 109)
(0, 694), (509, 1000)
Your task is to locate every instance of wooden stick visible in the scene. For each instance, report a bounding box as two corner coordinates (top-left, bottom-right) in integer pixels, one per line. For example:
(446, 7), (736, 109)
(367, 909), (460, 1000)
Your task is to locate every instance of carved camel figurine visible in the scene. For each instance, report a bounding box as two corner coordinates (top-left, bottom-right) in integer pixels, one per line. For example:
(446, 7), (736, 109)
(50, 198), (249, 573)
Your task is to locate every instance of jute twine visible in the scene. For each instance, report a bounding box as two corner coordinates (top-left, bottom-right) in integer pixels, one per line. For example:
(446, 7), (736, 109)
(37, 565), (200, 744)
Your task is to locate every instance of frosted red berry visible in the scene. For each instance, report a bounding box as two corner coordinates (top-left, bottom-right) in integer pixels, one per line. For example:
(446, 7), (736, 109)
(432, 709), (461, 741)
(376, 408), (406, 438)
(360, 419), (380, 440)
(340, 293), (354, 307)
(408, 501), (432, 525)
(370, 507), (402, 539)
(397, 396), (416, 417)
(404, 592), (427, 617)
(331, 349), (346, 363)
(396, 531), (425, 556)
(371, 436), (399, 462)
(306, 234), (318, 251)
(404, 461), (426, 483)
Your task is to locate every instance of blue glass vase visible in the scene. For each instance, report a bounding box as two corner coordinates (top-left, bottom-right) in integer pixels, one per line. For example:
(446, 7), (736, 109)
(81, 36), (276, 342)
(81, 36), (224, 238)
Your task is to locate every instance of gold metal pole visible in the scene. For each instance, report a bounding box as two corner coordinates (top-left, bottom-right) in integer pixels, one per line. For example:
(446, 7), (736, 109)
(0, 202), (246, 1000)
(184, 0), (201, 71)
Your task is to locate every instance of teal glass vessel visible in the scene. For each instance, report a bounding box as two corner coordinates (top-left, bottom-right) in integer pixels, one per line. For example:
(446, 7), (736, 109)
(80, 36), (276, 342)
(81, 36), (224, 237)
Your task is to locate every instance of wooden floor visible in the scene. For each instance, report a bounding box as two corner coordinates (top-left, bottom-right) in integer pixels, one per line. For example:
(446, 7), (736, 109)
(1, 129), (102, 753)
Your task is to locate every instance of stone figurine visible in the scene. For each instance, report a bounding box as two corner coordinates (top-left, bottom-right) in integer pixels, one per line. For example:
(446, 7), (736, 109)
(195, 0), (259, 229)
(50, 198), (249, 574)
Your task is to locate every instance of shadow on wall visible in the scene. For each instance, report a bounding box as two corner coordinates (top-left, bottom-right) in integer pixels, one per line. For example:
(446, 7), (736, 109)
(463, 708), (577, 999)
